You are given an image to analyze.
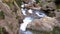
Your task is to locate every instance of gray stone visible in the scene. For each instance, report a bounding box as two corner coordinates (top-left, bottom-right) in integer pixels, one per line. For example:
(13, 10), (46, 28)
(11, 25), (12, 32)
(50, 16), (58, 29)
(27, 16), (59, 31)
(41, 2), (56, 11)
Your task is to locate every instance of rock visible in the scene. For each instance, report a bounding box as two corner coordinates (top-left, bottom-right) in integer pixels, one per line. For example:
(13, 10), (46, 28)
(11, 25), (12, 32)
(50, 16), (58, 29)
(0, 2), (19, 34)
(0, 2), (14, 18)
(47, 11), (56, 17)
(54, 9), (60, 27)
(4, 11), (19, 34)
(46, 2), (56, 10)
(0, 0), (2, 2)
(55, 9), (60, 18)
(27, 16), (59, 31)
(41, 2), (56, 11)
(41, 2), (56, 17)
(0, 20), (14, 34)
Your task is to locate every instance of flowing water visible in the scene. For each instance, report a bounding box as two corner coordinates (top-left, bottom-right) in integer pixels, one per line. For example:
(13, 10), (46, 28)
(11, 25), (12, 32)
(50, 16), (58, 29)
(20, 8), (60, 34)
(19, 16), (33, 34)
(21, 8), (27, 15)
(20, 0), (46, 34)
(20, 8), (46, 34)
(20, 17), (33, 31)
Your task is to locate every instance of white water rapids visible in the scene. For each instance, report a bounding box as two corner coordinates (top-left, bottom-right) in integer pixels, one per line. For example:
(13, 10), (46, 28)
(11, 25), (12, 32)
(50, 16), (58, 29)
(20, 8), (46, 34)
(19, 16), (33, 34)
(20, 0), (46, 34)
(20, 17), (33, 31)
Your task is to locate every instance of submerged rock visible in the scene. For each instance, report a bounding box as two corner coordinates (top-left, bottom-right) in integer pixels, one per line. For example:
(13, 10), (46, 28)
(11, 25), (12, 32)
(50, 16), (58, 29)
(27, 16), (59, 31)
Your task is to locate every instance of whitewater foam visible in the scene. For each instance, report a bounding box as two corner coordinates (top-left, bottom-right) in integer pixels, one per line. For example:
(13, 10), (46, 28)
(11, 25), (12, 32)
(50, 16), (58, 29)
(20, 17), (33, 31)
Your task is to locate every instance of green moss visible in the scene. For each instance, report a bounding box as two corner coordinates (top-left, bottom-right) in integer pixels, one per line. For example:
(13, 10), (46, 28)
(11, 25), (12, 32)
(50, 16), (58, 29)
(36, 0), (41, 3)
(0, 26), (3, 34)
(52, 27), (60, 34)
(0, 11), (5, 19)
(56, 5), (60, 9)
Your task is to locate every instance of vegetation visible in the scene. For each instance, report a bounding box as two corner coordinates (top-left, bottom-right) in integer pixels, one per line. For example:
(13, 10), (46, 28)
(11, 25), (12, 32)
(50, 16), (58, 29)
(30, 27), (60, 34)
(0, 26), (3, 34)
(0, 0), (60, 34)
(0, 11), (4, 19)
(56, 5), (60, 9)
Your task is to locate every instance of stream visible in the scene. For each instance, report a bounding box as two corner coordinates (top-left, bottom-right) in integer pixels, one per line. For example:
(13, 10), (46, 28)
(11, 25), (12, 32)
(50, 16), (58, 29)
(19, 0), (46, 34)
(19, 6), (46, 34)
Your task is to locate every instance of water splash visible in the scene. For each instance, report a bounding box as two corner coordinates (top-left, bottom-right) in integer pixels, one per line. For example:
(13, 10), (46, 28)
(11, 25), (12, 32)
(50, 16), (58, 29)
(20, 8), (46, 34)
(20, 0), (46, 34)
(20, 17), (33, 31)
(33, 10), (46, 17)
(20, 9), (46, 31)
(35, 11), (46, 17)
(28, 9), (33, 14)
(21, 8), (27, 15)
(21, 5), (24, 8)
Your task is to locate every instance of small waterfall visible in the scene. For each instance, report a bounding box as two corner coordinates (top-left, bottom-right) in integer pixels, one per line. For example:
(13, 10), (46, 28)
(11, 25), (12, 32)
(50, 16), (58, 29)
(20, 9), (46, 34)
(20, 0), (46, 34)
(20, 17), (33, 31)
(20, 8), (46, 34)
(20, 17), (33, 34)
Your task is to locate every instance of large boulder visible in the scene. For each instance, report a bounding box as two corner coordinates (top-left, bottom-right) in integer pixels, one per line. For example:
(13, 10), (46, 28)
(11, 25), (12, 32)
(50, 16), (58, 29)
(41, 2), (56, 11)
(41, 1), (56, 17)
(27, 16), (59, 31)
